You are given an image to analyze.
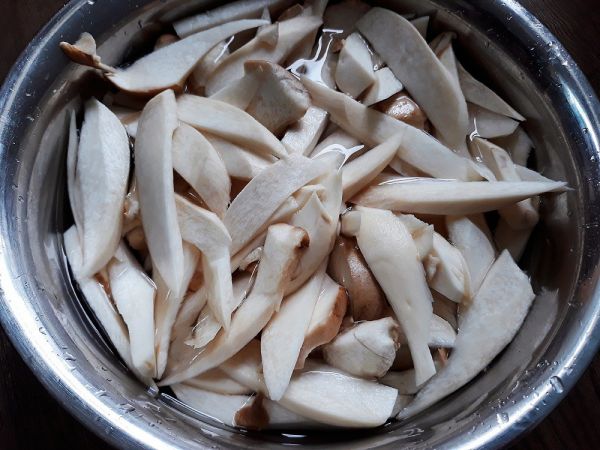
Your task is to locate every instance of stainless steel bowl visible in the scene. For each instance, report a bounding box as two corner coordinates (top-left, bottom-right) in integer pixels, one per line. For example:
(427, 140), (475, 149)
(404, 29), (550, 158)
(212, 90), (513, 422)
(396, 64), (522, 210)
(1, 0), (599, 448)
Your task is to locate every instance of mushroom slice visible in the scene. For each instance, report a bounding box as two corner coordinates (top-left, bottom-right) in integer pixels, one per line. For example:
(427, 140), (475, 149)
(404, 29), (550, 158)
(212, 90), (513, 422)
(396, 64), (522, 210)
(209, 70), (261, 109)
(282, 106), (329, 155)
(492, 126), (533, 167)
(74, 99), (130, 277)
(296, 275), (348, 368)
(397, 314), (457, 349)
(186, 271), (254, 349)
(222, 341), (398, 427)
(323, 0), (371, 39)
(241, 61), (311, 135)
(381, 358), (444, 395)
(376, 93), (428, 130)
(357, 7), (468, 150)
(175, 195), (233, 329)
(189, 39), (232, 94)
(63, 226), (134, 376)
(154, 243), (201, 379)
(205, 14), (323, 95)
(206, 135), (274, 181)
(286, 167), (342, 294)
(468, 104), (519, 139)
(352, 179), (567, 215)
(355, 207), (436, 385)
(135, 90), (184, 293)
(425, 233), (471, 303)
(458, 62), (525, 121)
(411, 16), (429, 39)
(108, 243), (156, 379)
(66, 109), (82, 241)
(361, 68), (404, 107)
(395, 214), (434, 261)
(446, 215), (496, 295)
(172, 124), (230, 218)
(302, 78), (481, 181)
(335, 32), (376, 98)
(262, 264), (327, 400)
(173, 0), (294, 37)
(328, 235), (387, 321)
(107, 20), (268, 95)
(311, 129), (362, 158)
(185, 368), (252, 395)
(323, 317), (401, 378)
(398, 250), (535, 418)
(177, 94), (287, 159)
(59, 33), (115, 72)
(472, 137), (539, 229)
(494, 217), (533, 261)
(342, 133), (403, 201)
(225, 154), (329, 255)
(160, 224), (307, 385)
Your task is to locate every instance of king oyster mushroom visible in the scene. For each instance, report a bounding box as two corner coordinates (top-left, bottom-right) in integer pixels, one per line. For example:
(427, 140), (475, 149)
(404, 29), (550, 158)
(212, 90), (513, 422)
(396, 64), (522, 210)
(327, 235), (387, 321)
(398, 251), (535, 418)
(334, 32), (376, 98)
(281, 106), (329, 155)
(160, 224), (308, 385)
(361, 68), (404, 107)
(322, 317), (401, 378)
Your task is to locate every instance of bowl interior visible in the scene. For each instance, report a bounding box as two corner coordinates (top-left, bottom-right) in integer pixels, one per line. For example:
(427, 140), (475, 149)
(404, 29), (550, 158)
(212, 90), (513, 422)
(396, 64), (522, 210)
(1, 0), (600, 449)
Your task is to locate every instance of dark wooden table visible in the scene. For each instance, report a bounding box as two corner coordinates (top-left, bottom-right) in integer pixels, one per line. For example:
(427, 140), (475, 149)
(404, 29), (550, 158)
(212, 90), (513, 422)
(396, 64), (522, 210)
(1, 1), (600, 449)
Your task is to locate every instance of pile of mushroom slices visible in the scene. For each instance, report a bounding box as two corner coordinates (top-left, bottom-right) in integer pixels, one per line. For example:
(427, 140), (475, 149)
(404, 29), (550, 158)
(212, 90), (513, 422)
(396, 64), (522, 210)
(61, 0), (568, 430)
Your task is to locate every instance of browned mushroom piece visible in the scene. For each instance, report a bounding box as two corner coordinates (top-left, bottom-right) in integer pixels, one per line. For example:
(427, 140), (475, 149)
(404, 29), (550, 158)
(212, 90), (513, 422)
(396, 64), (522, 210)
(375, 92), (427, 130)
(328, 235), (388, 321)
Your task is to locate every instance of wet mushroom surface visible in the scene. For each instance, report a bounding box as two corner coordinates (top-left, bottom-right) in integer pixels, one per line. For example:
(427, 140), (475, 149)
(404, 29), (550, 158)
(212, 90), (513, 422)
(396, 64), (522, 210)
(60, 0), (568, 431)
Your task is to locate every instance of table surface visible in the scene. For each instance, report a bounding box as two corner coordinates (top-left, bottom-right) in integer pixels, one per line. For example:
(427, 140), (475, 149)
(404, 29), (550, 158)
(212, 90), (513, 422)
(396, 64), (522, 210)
(1, 0), (600, 449)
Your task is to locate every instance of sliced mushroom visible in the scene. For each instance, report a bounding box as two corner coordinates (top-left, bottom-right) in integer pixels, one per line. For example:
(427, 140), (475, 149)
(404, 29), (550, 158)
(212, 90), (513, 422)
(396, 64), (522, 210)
(323, 317), (401, 378)
(492, 126), (533, 167)
(262, 264), (326, 400)
(173, 0), (294, 37)
(189, 39), (232, 93)
(361, 68), (404, 107)
(411, 16), (429, 39)
(172, 124), (230, 218)
(446, 215), (496, 295)
(311, 129), (362, 158)
(74, 99), (130, 277)
(111, 105), (141, 139)
(327, 235), (387, 321)
(375, 93), (428, 130)
(63, 226), (136, 379)
(381, 358), (444, 395)
(154, 243), (201, 379)
(342, 133), (403, 201)
(468, 103), (519, 139)
(302, 78), (481, 181)
(425, 232), (471, 303)
(296, 274), (348, 368)
(351, 179), (566, 215)
(281, 106), (329, 155)
(472, 137), (539, 229)
(222, 341), (399, 427)
(160, 224), (307, 385)
(323, 0), (371, 38)
(225, 154), (328, 255)
(397, 251), (535, 418)
(206, 135), (275, 181)
(59, 32), (115, 73)
(457, 62), (525, 121)
(354, 206), (436, 386)
(397, 314), (456, 348)
(209, 69), (262, 109)
(184, 368), (252, 395)
(175, 195), (233, 329)
(108, 243), (156, 379)
(205, 14), (323, 95)
(135, 89), (184, 294)
(357, 7), (468, 150)
(177, 94), (287, 159)
(244, 60), (311, 135)
(335, 32), (376, 98)
(396, 214), (434, 260)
